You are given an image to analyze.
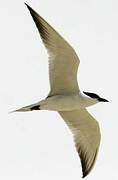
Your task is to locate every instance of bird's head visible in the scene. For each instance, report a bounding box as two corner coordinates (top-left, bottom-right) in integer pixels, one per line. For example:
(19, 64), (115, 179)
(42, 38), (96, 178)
(83, 91), (109, 102)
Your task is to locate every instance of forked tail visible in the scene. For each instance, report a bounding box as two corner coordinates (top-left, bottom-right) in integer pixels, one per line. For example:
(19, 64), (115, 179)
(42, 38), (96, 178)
(9, 103), (40, 113)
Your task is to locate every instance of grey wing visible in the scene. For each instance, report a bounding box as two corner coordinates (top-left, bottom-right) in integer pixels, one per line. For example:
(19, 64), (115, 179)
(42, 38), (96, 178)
(59, 109), (101, 178)
(25, 3), (80, 96)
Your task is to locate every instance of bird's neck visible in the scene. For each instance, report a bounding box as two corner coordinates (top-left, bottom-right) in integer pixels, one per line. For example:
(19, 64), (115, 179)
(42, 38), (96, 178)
(79, 92), (98, 108)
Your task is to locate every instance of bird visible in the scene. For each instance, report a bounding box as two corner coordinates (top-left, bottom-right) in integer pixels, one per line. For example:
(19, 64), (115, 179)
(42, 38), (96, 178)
(12, 3), (108, 178)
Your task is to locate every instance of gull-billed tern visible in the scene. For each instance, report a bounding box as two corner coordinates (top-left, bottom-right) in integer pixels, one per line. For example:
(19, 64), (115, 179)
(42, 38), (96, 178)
(12, 3), (108, 178)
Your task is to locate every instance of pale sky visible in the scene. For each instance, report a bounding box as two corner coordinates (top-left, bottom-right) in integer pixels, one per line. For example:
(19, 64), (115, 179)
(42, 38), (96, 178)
(0, 0), (118, 179)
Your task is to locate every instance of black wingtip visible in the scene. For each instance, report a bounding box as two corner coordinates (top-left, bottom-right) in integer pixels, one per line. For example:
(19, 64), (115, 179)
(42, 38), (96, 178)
(24, 2), (38, 17)
(24, 2), (34, 12)
(24, 2), (29, 7)
(24, 2), (31, 10)
(82, 173), (87, 178)
(82, 171), (88, 178)
(24, 2), (28, 7)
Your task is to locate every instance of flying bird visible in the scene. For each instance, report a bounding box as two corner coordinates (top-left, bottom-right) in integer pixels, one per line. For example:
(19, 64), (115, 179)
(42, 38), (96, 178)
(13, 3), (108, 178)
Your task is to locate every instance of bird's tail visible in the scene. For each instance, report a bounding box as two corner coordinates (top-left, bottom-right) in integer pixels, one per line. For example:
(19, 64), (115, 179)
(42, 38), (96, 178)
(9, 102), (40, 113)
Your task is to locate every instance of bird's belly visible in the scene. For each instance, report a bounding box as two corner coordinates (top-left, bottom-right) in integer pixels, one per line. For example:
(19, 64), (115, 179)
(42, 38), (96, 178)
(40, 95), (82, 111)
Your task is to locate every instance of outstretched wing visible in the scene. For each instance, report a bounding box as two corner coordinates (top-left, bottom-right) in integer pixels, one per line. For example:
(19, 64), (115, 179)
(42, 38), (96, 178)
(59, 109), (101, 178)
(25, 3), (80, 96)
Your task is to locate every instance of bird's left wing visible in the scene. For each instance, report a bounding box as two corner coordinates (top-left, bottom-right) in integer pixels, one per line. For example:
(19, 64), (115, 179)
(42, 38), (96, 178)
(58, 109), (101, 178)
(25, 3), (80, 96)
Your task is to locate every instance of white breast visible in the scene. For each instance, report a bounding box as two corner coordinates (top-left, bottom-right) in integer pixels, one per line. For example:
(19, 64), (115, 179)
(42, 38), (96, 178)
(39, 93), (98, 111)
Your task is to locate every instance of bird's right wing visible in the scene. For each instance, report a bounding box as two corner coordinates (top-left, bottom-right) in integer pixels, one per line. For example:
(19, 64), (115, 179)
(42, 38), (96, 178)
(25, 3), (80, 96)
(58, 109), (101, 178)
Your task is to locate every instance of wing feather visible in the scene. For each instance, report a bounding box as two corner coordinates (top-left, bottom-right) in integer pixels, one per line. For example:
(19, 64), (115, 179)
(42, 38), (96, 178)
(59, 109), (101, 178)
(25, 3), (80, 95)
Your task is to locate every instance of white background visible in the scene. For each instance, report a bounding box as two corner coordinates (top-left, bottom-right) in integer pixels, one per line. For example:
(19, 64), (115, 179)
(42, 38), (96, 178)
(0, 0), (118, 179)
